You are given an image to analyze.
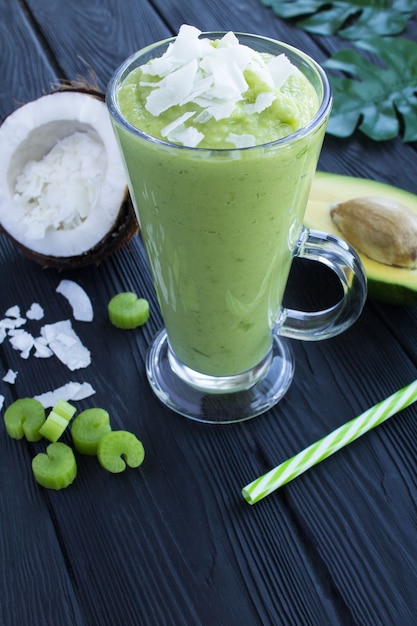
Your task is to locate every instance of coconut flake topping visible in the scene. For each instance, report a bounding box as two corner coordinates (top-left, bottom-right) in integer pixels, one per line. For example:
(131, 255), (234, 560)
(139, 24), (299, 148)
(14, 132), (106, 240)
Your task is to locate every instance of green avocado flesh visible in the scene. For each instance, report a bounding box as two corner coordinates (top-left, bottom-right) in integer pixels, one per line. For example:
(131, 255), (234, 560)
(305, 172), (417, 305)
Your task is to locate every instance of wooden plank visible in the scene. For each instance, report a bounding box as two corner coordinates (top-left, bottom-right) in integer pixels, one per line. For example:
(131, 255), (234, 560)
(0, 0), (58, 119)
(23, 0), (171, 92)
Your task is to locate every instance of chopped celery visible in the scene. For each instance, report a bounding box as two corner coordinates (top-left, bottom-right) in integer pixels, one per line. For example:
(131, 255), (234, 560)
(32, 442), (77, 490)
(39, 400), (77, 442)
(3, 394), (145, 489)
(3, 398), (46, 441)
(108, 292), (149, 329)
(97, 430), (145, 473)
(71, 408), (111, 455)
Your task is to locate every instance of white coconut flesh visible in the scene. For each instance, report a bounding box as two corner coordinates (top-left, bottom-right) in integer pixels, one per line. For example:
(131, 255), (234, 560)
(0, 91), (128, 258)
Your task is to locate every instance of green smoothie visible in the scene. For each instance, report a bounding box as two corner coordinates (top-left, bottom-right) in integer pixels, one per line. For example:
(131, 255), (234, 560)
(111, 27), (327, 377)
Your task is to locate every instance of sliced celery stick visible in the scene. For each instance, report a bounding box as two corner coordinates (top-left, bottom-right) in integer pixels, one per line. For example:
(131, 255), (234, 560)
(3, 398), (46, 441)
(53, 399), (77, 421)
(108, 292), (149, 329)
(97, 430), (145, 473)
(39, 400), (76, 442)
(32, 442), (77, 490)
(71, 408), (111, 455)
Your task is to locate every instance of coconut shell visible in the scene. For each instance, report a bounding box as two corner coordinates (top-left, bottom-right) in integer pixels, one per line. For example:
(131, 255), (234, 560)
(1, 188), (139, 270)
(0, 81), (140, 269)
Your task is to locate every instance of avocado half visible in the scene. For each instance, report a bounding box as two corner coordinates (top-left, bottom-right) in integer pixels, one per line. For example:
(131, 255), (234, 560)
(305, 172), (417, 305)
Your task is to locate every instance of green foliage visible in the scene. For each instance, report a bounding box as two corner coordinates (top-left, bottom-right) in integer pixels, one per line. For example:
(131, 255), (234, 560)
(261, 0), (417, 39)
(324, 37), (417, 142)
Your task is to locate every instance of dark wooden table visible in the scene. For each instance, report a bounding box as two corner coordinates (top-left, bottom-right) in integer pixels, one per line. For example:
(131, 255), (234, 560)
(1, 2), (417, 625)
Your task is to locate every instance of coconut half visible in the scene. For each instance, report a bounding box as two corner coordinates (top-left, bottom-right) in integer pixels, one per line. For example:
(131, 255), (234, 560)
(0, 89), (138, 268)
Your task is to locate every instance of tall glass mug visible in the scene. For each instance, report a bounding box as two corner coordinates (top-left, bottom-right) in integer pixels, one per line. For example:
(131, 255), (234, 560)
(107, 32), (367, 423)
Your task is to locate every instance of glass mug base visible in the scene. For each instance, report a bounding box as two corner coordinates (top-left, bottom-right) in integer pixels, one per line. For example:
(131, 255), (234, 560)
(146, 329), (295, 424)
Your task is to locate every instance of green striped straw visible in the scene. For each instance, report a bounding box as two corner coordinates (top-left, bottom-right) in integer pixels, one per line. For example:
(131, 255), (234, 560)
(242, 379), (417, 505)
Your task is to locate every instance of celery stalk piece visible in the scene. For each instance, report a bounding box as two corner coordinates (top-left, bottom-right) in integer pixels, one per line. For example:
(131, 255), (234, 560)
(108, 292), (150, 329)
(32, 442), (77, 489)
(3, 398), (46, 441)
(71, 408), (111, 455)
(97, 430), (145, 473)
(39, 400), (77, 442)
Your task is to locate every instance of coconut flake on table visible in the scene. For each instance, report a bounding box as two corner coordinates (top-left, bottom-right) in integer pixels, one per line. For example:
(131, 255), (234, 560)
(7, 328), (53, 360)
(0, 309), (26, 344)
(5, 305), (21, 318)
(14, 132), (106, 241)
(0, 322), (9, 344)
(34, 381), (96, 408)
(8, 329), (35, 359)
(33, 336), (54, 358)
(3, 369), (18, 384)
(139, 24), (301, 147)
(40, 320), (91, 370)
(26, 302), (44, 320)
(0, 315), (26, 331)
(56, 279), (94, 322)
(0, 395), (4, 411)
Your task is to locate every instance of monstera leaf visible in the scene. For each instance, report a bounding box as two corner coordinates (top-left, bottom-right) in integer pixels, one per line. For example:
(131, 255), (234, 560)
(261, 0), (417, 39)
(323, 37), (417, 141)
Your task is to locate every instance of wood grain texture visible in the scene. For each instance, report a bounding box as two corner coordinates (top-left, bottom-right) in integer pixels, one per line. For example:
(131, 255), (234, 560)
(24, 0), (171, 91)
(0, 0), (58, 119)
(1, 1), (417, 625)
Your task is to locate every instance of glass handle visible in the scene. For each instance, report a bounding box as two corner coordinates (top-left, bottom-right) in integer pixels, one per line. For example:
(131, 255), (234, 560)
(276, 227), (367, 341)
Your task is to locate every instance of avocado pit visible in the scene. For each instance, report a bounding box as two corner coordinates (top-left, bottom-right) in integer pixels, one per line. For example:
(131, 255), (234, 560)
(330, 196), (417, 269)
